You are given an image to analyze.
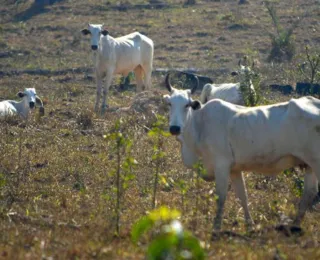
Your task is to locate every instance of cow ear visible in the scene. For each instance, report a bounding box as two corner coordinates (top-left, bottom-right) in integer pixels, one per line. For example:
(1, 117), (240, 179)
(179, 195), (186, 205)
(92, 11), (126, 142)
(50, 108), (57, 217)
(81, 29), (90, 35)
(17, 92), (25, 98)
(190, 100), (201, 110)
(101, 30), (109, 36)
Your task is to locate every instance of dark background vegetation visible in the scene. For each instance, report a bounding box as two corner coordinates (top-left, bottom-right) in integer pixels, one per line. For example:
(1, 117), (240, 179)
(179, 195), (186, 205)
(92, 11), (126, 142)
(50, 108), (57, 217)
(0, 0), (319, 259)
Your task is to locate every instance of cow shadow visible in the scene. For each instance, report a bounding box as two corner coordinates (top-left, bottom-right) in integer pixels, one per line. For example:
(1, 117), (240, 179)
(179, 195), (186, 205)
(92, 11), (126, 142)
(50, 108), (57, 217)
(211, 224), (304, 243)
(110, 83), (136, 93)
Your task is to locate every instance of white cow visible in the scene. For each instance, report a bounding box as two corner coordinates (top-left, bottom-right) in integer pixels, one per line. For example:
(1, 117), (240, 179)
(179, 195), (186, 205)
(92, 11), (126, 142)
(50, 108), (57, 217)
(81, 23), (154, 113)
(0, 88), (44, 119)
(200, 63), (256, 106)
(163, 73), (320, 231)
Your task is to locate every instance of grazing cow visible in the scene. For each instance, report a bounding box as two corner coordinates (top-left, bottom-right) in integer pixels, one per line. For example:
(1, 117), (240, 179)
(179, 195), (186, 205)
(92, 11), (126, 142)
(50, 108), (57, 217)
(163, 73), (320, 231)
(0, 88), (44, 119)
(81, 23), (154, 113)
(200, 62), (256, 106)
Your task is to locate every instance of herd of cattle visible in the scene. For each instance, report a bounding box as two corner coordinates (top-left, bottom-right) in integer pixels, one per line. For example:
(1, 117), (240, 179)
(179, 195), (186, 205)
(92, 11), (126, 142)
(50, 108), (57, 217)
(1, 24), (319, 231)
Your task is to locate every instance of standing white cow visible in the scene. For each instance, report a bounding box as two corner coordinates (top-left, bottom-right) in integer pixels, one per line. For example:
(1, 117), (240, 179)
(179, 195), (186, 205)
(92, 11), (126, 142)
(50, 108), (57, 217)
(200, 62), (256, 106)
(81, 23), (154, 113)
(163, 73), (320, 231)
(0, 88), (44, 119)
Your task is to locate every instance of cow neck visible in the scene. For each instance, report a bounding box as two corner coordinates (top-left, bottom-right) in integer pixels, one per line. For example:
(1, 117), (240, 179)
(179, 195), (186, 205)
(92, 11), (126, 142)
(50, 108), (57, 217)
(101, 34), (116, 46)
(100, 35), (119, 55)
(181, 107), (199, 148)
(99, 35), (110, 49)
(10, 99), (29, 119)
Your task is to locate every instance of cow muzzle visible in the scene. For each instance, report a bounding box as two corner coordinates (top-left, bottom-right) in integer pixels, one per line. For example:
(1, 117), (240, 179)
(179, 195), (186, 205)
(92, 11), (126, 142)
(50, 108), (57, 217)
(29, 102), (35, 109)
(169, 125), (181, 136)
(91, 45), (98, 50)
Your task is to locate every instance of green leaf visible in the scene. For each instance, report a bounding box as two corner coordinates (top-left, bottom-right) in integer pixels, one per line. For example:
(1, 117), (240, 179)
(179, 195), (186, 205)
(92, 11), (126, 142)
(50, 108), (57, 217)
(158, 151), (166, 159)
(181, 231), (206, 260)
(161, 131), (171, 137)
(147, 233), (178, 260)
(123, 182), (129, 190)
(131, 216), (154, 244)
(0, 174), (6, 188)
(124, 173), (135, 181)
(148, 129), (158, 137)
(149, 206), (181, 222)
(160, 176), (168, 185)
(101, 193), (111, 201)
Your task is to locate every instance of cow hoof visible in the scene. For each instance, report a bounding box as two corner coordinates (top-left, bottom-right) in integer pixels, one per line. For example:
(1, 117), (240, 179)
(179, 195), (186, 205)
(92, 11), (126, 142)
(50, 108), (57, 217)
(201, 174), (215, 182)
(245, 221), (255, 232)
(100, 105), (109, 115)
(211, 231), (222, 241)
(312, 202), (320, 212)
(275, 224), (304, 237)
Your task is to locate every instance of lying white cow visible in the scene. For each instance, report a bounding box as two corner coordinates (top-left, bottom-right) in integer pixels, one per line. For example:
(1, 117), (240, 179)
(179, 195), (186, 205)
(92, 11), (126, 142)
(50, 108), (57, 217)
(163, 73), (320, 231)
(81, 23), (154, 113)
(200, 63), (256, 106)
(0, 88), (44, 119)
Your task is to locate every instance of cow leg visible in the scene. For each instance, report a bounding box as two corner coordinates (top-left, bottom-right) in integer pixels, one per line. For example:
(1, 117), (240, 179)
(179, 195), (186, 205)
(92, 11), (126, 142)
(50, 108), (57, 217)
(213, 164), (230, 231)
(141, 64), (152, 90)
(95, 74), (103, 113)
(231, 171), (254, 228)
(294, 167), (318, 225)
(134, 66), (144, 92)
(101, 72), (113, 114)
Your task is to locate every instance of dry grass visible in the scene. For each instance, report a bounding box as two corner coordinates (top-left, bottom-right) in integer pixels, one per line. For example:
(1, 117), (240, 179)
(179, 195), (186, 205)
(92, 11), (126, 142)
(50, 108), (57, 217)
(0, 0), (320, 259)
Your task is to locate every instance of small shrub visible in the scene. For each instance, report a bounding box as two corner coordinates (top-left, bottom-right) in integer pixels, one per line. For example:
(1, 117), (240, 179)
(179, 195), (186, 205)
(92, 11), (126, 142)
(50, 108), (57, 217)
(237, 57), (262, 106)
(148, 114), (170, 209)
(298, 46), (320, 86)
(283, 169), (304, 198)
(240, 70), (259, 107)
(176, 180), (189, 215)
(104, 118), (137, 235)
(120, 72), (134, 90)
(192, 162), (206, 230)
(266, 2), (301, 62)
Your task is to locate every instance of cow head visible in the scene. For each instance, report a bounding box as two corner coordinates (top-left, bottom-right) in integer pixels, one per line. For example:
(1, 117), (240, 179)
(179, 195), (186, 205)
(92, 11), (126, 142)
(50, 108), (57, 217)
(231, 59), (254, 77)
(81, 23), (109, 51)
(163, 73), (201, 136)
(17, 88), (44, 112)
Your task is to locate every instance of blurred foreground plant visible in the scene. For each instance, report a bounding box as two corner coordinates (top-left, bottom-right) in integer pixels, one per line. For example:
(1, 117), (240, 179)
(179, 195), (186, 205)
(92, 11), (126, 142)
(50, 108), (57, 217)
(132, 206), (205, 260)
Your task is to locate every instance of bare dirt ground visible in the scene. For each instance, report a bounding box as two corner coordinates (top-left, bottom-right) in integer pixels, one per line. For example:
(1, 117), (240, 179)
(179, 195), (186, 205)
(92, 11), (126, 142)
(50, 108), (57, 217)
(0, 0), (320, 259)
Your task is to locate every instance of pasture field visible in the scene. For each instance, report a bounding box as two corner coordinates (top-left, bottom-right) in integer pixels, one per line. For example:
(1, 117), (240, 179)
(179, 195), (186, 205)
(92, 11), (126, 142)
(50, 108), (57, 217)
(0, 0), (320, 259)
